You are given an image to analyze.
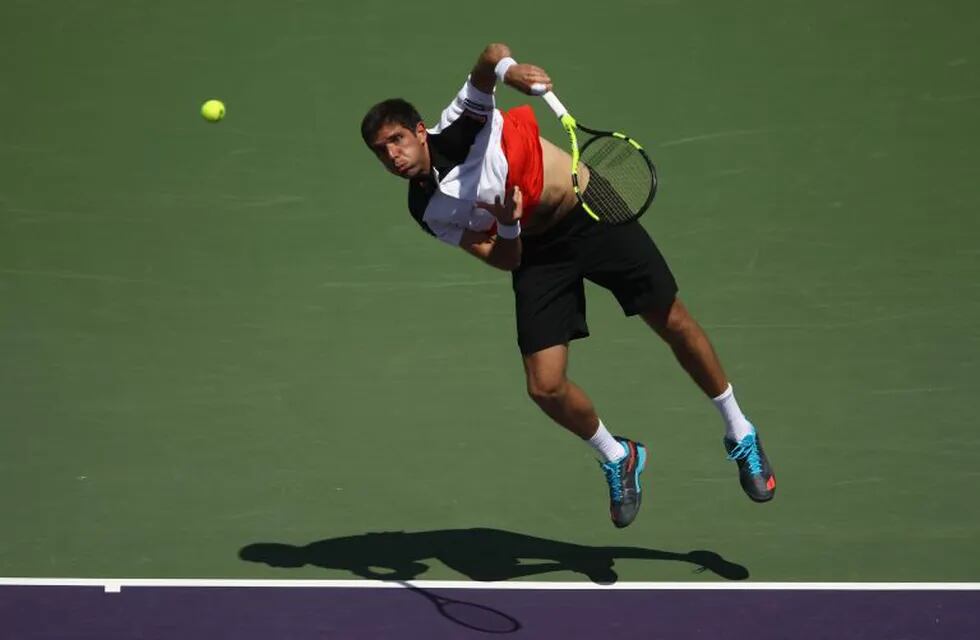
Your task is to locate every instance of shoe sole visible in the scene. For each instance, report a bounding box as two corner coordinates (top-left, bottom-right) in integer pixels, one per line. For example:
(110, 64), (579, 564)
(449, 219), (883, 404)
(635, 444), (647, 491)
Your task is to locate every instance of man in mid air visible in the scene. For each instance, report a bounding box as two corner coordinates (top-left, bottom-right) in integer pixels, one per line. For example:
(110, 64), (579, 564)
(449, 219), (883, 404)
(360, 43), (775, 528)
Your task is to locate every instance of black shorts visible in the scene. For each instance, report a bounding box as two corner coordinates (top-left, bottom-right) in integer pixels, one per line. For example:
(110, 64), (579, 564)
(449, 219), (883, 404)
(512, 207), (678, 355)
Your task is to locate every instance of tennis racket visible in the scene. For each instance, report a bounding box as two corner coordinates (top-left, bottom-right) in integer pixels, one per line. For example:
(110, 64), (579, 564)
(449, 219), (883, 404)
(532, 85), (657, 224)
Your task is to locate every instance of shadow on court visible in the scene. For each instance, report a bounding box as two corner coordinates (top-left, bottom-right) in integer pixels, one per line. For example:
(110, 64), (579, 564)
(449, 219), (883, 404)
(239, 528), (748, 583)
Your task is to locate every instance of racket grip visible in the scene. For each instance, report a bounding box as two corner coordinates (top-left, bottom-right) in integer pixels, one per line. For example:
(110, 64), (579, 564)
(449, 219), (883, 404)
(529, 82), (548, 96)
(540, 91), (569, 119)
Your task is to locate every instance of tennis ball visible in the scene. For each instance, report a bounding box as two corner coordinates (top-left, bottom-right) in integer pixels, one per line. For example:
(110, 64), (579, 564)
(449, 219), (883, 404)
(201, 99), (225, 122)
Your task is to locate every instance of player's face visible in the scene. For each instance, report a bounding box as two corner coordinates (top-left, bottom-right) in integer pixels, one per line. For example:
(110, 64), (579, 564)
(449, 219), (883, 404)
(370, 121), (429, 179)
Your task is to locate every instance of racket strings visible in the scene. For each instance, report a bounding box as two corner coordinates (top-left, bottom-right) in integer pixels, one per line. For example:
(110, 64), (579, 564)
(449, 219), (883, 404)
(580, 136), (655, 224)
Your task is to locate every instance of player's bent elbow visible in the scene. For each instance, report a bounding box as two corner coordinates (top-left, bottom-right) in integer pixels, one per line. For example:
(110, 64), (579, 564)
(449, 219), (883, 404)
(487, 252), (520, 271)
(501, 256), (521, 271)
(459, 230), (520, 270)
(481, 42), (511, 65)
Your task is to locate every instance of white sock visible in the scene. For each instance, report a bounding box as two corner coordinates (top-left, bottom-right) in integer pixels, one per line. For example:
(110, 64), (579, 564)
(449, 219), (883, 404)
(587, 420), (627, 463)
(712, 384), (754, 442)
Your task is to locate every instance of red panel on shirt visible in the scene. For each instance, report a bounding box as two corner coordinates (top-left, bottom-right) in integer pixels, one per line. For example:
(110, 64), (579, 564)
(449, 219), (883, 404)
(500, 105), (544, 223)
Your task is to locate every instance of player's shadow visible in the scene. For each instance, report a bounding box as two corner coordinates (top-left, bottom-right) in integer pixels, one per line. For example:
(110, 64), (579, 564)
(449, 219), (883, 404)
(239, 528), (748, 584)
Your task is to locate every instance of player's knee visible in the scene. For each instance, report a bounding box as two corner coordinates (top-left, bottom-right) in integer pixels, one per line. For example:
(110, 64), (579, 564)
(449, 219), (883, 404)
(647, 300), (695, 342)
(526, 376), (567, 405)
(666, 306), (696, 338)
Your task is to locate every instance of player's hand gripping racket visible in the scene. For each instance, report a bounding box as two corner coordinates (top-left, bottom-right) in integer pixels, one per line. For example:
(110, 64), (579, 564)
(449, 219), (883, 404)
(531, 84), (657, 224)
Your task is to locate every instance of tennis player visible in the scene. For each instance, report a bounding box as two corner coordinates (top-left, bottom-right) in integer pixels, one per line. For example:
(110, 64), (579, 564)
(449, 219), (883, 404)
(361, 43), (775, 527)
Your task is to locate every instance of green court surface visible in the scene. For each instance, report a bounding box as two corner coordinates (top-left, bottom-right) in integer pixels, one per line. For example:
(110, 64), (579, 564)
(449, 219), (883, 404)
(2, 0), (978, 583)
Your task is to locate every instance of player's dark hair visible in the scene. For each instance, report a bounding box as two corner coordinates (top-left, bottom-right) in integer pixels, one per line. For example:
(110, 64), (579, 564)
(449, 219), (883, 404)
(360, 98), (423, 147)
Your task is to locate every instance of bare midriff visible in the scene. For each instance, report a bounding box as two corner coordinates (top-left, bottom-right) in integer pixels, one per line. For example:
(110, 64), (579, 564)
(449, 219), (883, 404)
(523, 136), (591, 237)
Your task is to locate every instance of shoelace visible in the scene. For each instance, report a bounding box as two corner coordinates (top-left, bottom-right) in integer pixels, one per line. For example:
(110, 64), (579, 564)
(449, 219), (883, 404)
(600, 460), (624, 503)
(726, 434), (763, 476)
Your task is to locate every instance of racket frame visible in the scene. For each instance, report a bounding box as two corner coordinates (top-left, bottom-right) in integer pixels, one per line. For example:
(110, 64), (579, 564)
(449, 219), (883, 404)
(540, 91), (657, 223)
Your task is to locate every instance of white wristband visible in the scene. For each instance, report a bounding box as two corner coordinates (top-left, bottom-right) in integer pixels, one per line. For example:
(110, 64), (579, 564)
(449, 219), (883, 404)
(495, 56), (517, 83)
(496, 220), (521, 240)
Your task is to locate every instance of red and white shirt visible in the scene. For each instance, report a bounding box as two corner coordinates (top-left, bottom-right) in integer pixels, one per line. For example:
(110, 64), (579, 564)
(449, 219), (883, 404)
(407, 78), (543, 245)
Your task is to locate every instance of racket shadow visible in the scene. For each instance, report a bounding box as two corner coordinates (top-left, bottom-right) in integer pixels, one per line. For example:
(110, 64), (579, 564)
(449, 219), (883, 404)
(394, 580), (521, 634)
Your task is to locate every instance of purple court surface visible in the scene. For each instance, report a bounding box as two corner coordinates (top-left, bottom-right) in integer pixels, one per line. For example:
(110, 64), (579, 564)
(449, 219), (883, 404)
(1, 582), (978, 639)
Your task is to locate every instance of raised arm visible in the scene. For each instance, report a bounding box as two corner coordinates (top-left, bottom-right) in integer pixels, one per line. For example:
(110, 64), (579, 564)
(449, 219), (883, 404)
(469, 42), (553, 96)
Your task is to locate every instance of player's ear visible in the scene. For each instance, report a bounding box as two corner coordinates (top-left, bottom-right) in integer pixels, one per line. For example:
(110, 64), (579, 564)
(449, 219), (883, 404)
(415, 121), (427, 143)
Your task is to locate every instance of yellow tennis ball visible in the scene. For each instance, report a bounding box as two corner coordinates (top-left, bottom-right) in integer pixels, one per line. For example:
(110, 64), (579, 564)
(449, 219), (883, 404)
(201, 99), (225, 122)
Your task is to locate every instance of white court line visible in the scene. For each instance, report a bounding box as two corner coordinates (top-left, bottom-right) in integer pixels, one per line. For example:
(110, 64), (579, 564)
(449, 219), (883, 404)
(1, 578), (978, 593)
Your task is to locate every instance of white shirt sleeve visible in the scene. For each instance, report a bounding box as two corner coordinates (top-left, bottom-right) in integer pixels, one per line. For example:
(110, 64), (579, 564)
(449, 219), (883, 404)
(423, 190), (497, 247)
(430, 76), (496, 134)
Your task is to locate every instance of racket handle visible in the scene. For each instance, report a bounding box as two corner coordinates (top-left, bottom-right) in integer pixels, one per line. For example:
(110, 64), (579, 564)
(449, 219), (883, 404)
(539, 91), (569, 119)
